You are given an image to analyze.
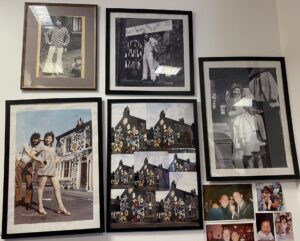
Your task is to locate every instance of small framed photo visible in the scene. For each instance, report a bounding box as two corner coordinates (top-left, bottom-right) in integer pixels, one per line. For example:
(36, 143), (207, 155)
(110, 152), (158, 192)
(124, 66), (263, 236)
(21, 3), (97, 90)
(206, 223), (255, 241)
(256, 183), (285, 211)
(256, 213), (275, 241)
(107, 99), (202, 231)
(203, 184), (254, 221)
(199, 57), (300, 180)
(106, 8), (194, 95)
(2, 98), (104, 238)
(274, 212), (294, 241)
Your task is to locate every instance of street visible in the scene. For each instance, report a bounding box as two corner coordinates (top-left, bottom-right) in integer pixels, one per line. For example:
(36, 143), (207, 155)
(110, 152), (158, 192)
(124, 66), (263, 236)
(14, 185), (93, 224)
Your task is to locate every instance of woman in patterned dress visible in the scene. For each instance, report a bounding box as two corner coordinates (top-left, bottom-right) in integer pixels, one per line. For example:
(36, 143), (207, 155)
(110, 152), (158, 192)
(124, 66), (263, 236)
(31, 132), (71, 215)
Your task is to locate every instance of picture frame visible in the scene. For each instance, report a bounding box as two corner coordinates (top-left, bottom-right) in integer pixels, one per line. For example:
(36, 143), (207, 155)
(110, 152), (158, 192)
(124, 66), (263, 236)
(106, 8), (194, 95)
(21, 3), (97, 90)
(107, 99), (202, 231)
(2, 98), (104, 238)
(199, 57), (299, 181)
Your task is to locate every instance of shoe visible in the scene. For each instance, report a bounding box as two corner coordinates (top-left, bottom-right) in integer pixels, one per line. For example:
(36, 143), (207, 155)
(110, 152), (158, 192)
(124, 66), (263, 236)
(25, 203), (31, 210)
(57, 208), (71, 216)
(15, 201), (22, 207)
(38, 208), (47, 215)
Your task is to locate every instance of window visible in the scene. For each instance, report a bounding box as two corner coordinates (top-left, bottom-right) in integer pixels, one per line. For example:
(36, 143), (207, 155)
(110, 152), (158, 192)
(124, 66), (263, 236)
(64, 161), (70, 178)
(66, 137), (71, 153)
(72, 17), (82, 32)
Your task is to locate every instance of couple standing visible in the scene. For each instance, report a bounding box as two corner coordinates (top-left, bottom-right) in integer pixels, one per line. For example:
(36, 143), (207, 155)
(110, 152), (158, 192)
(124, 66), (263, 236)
(15, 132), (70, 215)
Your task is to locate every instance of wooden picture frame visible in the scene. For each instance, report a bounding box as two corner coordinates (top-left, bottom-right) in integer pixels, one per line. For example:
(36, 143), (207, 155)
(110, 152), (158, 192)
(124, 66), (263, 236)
(21, 3), (97, 90)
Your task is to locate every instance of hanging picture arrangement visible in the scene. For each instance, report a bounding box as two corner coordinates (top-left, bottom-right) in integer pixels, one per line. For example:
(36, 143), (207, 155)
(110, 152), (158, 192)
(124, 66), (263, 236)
(2, 98), (104, 238)
(20, 3), (97, 90)
(199, 57), (299, 181)
(106, 8), (194, 95)
(107, 99), (202, 231)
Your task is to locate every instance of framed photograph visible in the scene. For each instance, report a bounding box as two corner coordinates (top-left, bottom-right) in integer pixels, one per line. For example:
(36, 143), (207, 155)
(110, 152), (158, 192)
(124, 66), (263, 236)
(256, 183), (285, 211)
(205, 223), (255, 241)
(256, 213), (275, 241)
(2, 98), (104, 238)
(21, 3), (97, 90)
(274, 212), (294, 241)
(106, 8), (194, 95)
(203, 184), (254, 221)
(199, 57), (299, 180)
(107, 99), (202, 231)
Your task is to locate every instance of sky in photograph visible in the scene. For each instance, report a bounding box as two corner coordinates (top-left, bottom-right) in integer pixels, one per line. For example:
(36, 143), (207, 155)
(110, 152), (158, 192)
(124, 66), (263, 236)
(168, 152), (196, 164)
(133, 151), (169, 172)
(169, 172), (198, 194)
(111, 103), (194, 129)
(16, 109), (91, 152)
(111, 154), (134, 173)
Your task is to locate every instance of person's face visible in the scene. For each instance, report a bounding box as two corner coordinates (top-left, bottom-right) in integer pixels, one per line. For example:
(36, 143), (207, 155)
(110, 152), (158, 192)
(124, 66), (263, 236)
(32, 137), (39, 146)
(233, 192), (243, 204)
(219, 195), (230, 208)
(144, 34), (149, 41)
(281, 218), (287, 224)
(261, 221), (271, 234)
(232, 88), (241, 98)
(231, 231), (240, 241)
(75, 59), (82, 65)
(242, 87), (251, 97)
(223, 229), (231, 240)
(44, 135), (53, 146)
(55, 19), (62, 27)
(207, 232), (213, 239)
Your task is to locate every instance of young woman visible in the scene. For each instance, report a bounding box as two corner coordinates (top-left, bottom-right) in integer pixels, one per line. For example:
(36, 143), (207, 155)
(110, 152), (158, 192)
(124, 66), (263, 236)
(31, 132), (71, 215)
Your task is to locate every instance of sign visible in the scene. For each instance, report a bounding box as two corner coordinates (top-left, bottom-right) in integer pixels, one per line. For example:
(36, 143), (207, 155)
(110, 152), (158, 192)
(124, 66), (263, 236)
(125, 20), (172, 37)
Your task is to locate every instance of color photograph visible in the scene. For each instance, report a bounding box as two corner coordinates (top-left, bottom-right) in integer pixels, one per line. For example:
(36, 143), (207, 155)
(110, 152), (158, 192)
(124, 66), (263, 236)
(256, 213), (275, 241)
(274, 212), (294, 241)
(256, 183), (285, 211)
(107, 99), (202, 231)
(2, 98), (103, 238)
(203, 184), (254, 221)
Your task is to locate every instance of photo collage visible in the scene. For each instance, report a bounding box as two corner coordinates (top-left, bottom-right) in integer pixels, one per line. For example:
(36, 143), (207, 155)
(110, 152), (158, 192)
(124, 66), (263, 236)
(108, 101), (201, 229)
(204, 183), (294, 241)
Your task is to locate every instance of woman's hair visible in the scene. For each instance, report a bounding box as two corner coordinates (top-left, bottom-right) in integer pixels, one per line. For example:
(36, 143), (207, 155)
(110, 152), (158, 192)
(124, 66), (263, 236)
(280, 215), (288, 223)
(30, 132), (41, 146)
(44, 131), (55, 146)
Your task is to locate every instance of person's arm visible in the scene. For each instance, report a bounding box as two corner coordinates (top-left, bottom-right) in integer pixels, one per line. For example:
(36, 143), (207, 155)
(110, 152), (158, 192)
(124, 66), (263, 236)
(28, 149), (43, 164)
(63, 27), (70, 46)
(44, 28), (53, 45)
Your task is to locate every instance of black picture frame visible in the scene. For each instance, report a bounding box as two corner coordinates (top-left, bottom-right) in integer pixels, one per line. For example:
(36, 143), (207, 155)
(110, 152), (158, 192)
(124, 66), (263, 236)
(2, 98), (104, 238)
(106, 99), (203, 232)
(21, 3), (98, 90)
(199, 57), (299, 181)
(106, 8), (194, 95)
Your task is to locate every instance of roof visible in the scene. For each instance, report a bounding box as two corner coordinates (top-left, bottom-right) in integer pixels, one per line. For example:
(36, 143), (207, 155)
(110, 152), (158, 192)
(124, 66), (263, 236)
(56, 120), (91, 140)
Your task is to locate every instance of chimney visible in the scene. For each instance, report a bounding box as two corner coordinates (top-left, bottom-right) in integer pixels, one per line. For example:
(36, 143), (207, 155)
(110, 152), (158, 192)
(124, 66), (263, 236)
(171, 181), (176, 190)
(123, 106), (130, 117)
(144, 157), (148, 164)
(179, 118), (184, 124)
(160, 110), (165, 119)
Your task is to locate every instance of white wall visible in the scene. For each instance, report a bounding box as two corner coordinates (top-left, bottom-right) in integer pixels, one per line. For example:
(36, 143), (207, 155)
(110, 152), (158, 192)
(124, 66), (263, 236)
(0, 0), (299, 240)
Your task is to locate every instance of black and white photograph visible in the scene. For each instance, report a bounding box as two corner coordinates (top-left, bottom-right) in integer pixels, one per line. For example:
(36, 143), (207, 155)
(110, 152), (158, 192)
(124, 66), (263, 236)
(106, 9), (194, 95)
(206, 223), (255, 241)
(199, 57), (299, 180)
(256, 213), (275, 241)
(21, 3), (97, 89)
(2, 98), (104, 238)
(203, 184), (254, 221)
(38, 16), (83, 78)
(274, 212), (294, 241)
(107, 99), (202, 231)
